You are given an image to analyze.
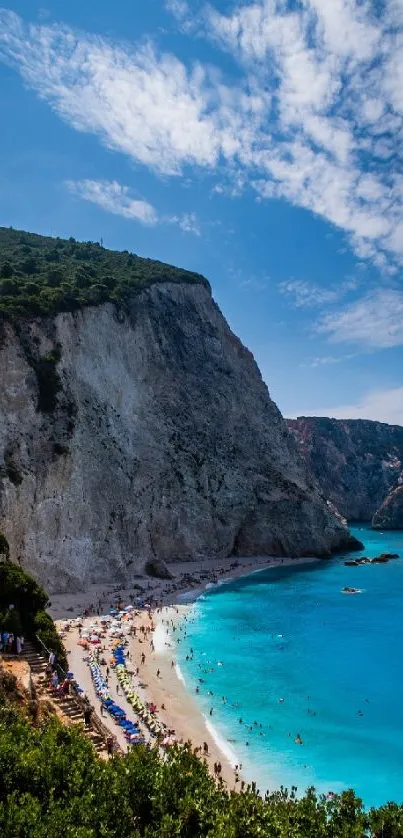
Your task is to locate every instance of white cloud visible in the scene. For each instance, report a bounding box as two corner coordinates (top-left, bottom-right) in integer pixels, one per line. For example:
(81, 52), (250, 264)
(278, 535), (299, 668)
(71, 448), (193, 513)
(294, 386), (403, 426)
(279, 278), (356, 308)
(165, 0), (189, 19)
(1, 4), (403, 271)
(66, 179), (158, 225)
(66, 178), (202, 235)
(302, 354), (357, 369)
(203, 0), (403, 268)
(0, 10), (226, 176)
(316, 289), (403, 348)
(279, 279), (340, 307)
(176, 212), (201, 236)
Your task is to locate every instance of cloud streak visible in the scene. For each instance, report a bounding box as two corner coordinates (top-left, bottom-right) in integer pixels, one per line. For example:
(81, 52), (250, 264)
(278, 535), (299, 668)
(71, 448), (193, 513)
(66, 178), (202, 235)
(279, 279), (352, 309)
(316, 289), (403, 349)
(1, 3), (403, 273)
(66, 179), (158, 224)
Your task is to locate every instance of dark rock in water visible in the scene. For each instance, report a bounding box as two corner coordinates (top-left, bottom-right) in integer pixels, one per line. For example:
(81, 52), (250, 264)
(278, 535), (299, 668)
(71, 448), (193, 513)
(145, 558), (174, 580)
(286, 416), (403, 522)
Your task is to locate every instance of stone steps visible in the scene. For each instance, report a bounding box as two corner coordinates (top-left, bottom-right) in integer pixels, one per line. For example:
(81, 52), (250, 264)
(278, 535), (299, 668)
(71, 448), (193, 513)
(22, 640), (106, 755)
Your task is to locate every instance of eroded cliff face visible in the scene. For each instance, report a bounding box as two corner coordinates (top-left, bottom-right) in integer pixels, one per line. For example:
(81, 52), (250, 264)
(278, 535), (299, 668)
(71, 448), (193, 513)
(0, 283), (357, 592)
(286, 417), (403, 521)
(373, 479), (403, 529)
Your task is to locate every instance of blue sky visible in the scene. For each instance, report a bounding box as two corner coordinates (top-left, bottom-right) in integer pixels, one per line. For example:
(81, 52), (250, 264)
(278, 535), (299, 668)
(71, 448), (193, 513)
(1, 1), (403, 423)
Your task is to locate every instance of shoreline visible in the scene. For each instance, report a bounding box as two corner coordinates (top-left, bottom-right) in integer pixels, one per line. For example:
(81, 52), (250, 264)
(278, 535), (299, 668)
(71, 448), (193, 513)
(51, 554), (320, 787)
(49, 553), (319, 620)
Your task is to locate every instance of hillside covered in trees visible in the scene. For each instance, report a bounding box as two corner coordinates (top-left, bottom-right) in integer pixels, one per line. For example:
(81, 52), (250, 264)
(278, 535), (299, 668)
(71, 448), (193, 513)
(0, 227), (208, 319)
(1, 673), (403, 837)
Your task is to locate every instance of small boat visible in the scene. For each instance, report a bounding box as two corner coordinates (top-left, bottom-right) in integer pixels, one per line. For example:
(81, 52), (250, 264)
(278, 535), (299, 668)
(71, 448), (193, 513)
(341, 586), (361, 594)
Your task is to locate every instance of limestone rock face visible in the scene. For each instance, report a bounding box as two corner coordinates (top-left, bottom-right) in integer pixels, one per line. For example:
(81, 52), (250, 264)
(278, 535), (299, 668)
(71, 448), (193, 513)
(372, 480), (403, 529)
(286, 417), (403, 521)
(0, 283), (358, 592)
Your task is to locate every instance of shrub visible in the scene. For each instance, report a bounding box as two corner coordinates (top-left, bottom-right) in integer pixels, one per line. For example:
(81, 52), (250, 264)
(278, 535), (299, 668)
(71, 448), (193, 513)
(33, 610), (67, 669)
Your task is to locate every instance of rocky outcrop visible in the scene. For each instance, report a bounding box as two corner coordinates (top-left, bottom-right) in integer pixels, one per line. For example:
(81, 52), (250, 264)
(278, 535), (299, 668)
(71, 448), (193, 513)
(286, 417), (403, 521)
(0, 283), (359, 592)
(373, 479), (403, 529)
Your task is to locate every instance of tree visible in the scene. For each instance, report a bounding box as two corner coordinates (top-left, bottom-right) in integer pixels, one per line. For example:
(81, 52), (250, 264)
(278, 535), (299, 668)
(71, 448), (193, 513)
(0, 261), (12, 278)
(0, 279), (19, 296)
(20, 258), (38, 275)
(46, 268), (63, 287)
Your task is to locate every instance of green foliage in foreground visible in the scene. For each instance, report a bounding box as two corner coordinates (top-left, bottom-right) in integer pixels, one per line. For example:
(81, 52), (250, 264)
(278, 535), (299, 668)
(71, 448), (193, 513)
(0, 563), (66, 668)
(0, 693), (403, 837)
(0, 227), (208, 319)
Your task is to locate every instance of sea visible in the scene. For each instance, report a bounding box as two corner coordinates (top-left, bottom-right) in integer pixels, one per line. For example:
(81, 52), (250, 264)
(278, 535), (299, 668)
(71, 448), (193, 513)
(175, 525), (403, 808)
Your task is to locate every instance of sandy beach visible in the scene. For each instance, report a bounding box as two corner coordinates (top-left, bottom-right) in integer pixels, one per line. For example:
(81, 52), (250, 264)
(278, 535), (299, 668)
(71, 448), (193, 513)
(51, 554), (318, 787)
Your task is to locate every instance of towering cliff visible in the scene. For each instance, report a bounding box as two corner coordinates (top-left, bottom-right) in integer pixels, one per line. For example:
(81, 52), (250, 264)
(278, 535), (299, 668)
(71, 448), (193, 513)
(286, 417), (403, 522)
(0, 230), (358, 592)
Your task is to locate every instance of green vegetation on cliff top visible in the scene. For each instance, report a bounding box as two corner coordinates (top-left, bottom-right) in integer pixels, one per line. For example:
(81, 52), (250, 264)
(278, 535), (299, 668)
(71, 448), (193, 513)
(0, 227), (208, 319)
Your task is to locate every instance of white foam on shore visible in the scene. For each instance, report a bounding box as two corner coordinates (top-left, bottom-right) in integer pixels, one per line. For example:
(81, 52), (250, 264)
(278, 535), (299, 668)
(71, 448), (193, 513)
(153, 622), (170, 654)
(204, 718), (238, 769)
(175, 662), (186, 684)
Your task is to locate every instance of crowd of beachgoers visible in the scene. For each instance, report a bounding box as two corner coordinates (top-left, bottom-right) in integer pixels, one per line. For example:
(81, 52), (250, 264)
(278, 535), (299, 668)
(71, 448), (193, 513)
(50, 555), (317, 786)
(56, 596), (239, 783)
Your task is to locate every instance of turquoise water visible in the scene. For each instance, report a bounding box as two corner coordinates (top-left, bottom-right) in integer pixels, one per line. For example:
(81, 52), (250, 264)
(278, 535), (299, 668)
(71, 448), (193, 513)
(176, 527), (403, 807)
